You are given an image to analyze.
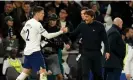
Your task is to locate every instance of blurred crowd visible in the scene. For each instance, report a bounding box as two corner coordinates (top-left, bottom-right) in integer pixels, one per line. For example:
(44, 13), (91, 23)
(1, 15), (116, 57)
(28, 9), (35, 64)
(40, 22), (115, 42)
(0, 1), (133, 55)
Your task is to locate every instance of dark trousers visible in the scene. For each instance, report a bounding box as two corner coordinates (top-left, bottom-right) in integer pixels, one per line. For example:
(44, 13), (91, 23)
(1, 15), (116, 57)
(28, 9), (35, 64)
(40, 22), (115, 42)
(76, 57), (82, 80)
(81, 50), (103, 80)
(104, 68), (122, 80)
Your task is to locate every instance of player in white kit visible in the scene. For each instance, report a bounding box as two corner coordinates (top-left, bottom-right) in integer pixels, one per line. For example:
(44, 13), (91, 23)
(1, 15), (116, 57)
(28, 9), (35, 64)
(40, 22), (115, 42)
(16, 6), (68, 80)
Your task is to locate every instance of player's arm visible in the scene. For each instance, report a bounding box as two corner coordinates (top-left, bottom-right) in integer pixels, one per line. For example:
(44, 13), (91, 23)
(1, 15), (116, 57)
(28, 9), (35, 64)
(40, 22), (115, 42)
(39, 25), (67, 39)
(20, 28), (26, 41)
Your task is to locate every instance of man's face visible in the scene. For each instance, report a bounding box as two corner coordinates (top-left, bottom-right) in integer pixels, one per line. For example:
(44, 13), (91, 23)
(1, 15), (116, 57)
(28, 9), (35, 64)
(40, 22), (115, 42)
(10, 49), (17, 59)
(91, 4), (98, 12)
(23, 4), (31, 13)
(129, 29), (133, 38)
(50, 20), (57, 27)
(5, 4), (13, 14)
(37, 10), (45, 21)
(7, 20), (13, 27)
(59, 9), (68, 19)
(119, 20), (123, 29)
(81, 10), (86, 21)
(84, 14), (93, 24)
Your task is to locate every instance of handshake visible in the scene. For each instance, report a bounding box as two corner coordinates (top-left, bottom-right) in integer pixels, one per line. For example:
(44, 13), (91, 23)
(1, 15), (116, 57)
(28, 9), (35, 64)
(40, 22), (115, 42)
(60, 27), (68, 33)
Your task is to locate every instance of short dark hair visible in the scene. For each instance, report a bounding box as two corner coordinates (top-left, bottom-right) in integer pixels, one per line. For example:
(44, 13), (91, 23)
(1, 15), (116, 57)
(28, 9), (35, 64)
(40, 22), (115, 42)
(124, 28), (131, 34)
(33, 6), (44, 16)
(84, 9), (95, 17)
(60, 8), (69, 14)
(81, 6), (89, 11)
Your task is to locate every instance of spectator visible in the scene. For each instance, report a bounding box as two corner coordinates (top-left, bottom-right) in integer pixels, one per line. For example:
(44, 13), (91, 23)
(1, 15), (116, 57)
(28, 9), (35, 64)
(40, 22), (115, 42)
(80, 7), (89, 22)
(104, 17), (126, 80)
(12, 1), (26, 52)
(47, 7), (56, 16)
(62, 0), (69, 7)
(43, 7), (56, 25)
(90, 2), (104, 23)
(21, 2), (32, 26)
(2, 48), (22, 75)
(58, 8), (75, 50)
(0, 2), (14, 29)
(2, 16), (16, 39)
(58, 8), (73, 32)
(12, 1), (23, 32)
(124, 28), (133, 80)
(123, 28), (133, 66)
(43, 13), (70, 80)
(51, 0), (65, 16)
(80, 1), (90, 7)
(124, 28), (133, 43)
(67, 1), (81, 29)
(104, 16), (113, 32)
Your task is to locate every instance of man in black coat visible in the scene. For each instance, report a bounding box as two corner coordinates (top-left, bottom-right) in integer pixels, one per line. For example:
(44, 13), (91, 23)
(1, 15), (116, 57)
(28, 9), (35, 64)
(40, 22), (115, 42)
(70, 9), (110, 80)
(104, 17), (126, 80)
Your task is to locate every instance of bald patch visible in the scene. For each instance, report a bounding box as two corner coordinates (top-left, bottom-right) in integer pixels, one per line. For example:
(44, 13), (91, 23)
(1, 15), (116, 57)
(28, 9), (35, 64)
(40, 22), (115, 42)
(113, 17), (123, 24)
(113, 17), (123, 28)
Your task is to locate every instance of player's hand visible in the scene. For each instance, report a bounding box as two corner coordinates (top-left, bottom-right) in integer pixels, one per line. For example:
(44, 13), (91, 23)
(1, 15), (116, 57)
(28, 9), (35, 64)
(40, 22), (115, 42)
(126, 74), (131, 80)
(65, 44), (70, 50)
(60, 27), (68, 33)
(105, 53), (110, 60)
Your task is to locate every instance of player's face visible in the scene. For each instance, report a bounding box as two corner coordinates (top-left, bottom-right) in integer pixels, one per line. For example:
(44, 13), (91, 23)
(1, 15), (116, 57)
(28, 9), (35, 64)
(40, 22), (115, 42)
(38, 10), (45, 21)
(81, 10), (86, 21)
(85, 14), (94, 24)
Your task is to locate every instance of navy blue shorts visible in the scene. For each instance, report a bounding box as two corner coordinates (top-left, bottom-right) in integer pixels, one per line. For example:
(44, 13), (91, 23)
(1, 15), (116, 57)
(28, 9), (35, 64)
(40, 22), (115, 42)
(23, 51), (46, 73)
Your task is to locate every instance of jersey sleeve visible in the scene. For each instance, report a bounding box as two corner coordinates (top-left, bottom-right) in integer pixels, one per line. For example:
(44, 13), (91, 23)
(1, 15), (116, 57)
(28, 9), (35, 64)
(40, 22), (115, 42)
(20, 27), (26, 41)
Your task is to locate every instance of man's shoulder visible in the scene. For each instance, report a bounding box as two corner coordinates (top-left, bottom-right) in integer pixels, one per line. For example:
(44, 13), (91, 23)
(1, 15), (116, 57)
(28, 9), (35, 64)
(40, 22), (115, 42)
(94, 20), (103, 25)
(93, 21), (105, 29)
(79, 21), (86, 26)
(25, 19), (41, 27)
(107, 27), (119, 36)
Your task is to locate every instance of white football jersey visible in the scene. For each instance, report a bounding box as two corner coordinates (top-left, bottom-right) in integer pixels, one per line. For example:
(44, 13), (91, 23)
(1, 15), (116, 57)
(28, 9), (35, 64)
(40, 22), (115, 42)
(21, 18), (63, 55)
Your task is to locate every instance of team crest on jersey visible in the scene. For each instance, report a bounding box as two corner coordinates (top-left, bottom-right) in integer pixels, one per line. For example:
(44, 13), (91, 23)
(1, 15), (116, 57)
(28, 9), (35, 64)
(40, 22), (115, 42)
(26, 24), (32, 29)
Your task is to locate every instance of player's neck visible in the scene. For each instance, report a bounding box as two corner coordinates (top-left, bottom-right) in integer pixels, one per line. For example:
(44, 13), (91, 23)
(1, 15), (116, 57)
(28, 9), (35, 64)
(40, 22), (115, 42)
(33, 16), (39, 21)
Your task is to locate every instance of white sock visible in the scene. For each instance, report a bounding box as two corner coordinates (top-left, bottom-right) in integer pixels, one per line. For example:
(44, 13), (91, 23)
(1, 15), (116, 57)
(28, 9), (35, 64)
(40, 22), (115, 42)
(40, 72), (47, 80)
(16, 72), (28, 80)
